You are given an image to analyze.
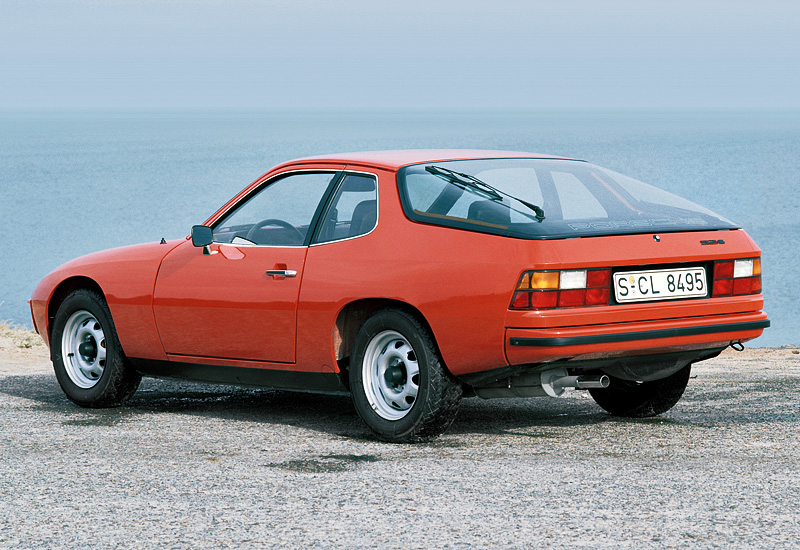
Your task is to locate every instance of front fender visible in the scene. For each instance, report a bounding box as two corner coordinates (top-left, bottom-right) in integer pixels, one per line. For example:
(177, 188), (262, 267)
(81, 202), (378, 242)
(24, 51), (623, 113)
(31, 239), (184, 360)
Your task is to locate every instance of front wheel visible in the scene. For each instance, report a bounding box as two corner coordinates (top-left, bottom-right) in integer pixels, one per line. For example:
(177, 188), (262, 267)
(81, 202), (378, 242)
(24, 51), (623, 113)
(51, 289), (141, 407)
(349, 309), (462, 442)
(589, 364), (692, 418)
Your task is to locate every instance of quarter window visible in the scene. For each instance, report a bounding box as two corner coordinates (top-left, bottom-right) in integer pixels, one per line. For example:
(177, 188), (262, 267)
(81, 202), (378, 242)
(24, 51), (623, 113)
(315, 174), (378, 243)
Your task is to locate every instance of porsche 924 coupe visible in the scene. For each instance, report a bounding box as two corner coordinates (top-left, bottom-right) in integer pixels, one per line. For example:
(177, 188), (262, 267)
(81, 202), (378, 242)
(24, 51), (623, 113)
(30, 150), (769, 441)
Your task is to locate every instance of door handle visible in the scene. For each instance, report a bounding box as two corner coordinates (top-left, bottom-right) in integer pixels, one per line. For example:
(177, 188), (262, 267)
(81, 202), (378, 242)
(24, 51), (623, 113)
(266, 270), (297, 277)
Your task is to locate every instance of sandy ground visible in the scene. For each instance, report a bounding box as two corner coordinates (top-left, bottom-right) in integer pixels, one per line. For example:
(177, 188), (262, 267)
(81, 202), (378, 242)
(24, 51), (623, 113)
(2, 325), (799, 549)
(0, 323), (51, 376)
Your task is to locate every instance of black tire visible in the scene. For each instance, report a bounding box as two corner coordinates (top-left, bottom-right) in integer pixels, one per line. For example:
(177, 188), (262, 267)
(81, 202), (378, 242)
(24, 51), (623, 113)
(589, 364), (692, 418)
(349, 309), (462, 442)
(50, 289), (141, 407)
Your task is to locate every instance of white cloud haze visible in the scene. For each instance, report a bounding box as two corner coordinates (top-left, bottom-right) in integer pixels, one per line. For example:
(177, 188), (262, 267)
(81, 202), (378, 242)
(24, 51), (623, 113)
(2, 0), (798, 110)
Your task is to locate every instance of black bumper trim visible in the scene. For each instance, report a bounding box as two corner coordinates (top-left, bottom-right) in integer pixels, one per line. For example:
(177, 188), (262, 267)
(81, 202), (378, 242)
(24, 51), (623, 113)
(509, 319), (770, 347)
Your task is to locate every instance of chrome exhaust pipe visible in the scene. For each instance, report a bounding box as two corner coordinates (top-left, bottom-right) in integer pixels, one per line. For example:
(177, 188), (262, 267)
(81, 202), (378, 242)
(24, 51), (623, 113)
(575, 375), (610, 389)
(474, 370), (610, 399)
(541, 370), (610, 396)
(549, 374), (609, 390)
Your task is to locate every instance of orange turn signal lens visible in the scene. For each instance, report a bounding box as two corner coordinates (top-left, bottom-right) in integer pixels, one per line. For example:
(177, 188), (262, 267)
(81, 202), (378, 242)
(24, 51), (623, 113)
(753, 257), (761, 276)
(530, 271), (560, 290)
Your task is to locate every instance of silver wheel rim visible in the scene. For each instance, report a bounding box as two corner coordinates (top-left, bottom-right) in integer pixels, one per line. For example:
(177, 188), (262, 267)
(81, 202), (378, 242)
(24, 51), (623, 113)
(362, 330), (420, 421)
(61, 310), (107, 389)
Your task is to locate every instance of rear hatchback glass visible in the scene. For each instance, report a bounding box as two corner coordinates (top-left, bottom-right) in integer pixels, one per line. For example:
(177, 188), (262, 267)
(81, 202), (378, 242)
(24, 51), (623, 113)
(398, 159), (738, 239)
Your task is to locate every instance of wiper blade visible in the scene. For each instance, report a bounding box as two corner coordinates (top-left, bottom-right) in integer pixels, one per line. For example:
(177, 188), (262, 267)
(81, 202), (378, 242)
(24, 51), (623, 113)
(425, 165), (502, 201)
(425, 165), (545, 221)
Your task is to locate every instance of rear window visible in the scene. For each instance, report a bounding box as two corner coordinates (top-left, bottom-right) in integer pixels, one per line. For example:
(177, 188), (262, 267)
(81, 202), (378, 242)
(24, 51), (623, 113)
(397, 159), (738, 239)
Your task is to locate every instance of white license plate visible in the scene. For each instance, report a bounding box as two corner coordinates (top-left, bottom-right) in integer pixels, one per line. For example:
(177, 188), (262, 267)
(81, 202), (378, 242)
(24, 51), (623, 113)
(614, 267), (707, 303)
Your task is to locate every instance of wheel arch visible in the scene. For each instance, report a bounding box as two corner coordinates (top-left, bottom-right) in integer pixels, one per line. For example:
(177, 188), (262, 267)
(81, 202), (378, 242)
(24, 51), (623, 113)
(333, 298), (447, 374)
(47, 276), (106, 341)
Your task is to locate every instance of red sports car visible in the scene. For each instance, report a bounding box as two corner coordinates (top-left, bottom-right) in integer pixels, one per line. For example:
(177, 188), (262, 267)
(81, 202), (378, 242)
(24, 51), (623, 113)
(30, 150), (769, 441)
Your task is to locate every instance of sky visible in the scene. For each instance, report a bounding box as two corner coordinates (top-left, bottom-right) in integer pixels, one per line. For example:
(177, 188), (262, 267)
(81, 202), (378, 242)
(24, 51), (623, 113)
(1, 0), (799, 111)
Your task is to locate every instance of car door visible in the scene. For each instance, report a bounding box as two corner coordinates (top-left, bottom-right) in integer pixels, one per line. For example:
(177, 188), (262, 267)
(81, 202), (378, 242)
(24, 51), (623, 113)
(152, 170), (341, 364)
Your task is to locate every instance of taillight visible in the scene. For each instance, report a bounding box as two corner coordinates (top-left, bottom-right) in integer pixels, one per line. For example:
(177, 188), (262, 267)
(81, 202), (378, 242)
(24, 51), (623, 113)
(510, 269), (612, 310)
(712, 257), (762, 297)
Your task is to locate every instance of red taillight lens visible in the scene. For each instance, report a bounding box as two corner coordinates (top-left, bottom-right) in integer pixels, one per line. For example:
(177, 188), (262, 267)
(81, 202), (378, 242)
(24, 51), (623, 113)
(587, 269), (611, 288)
(733, 278), (752, 295)
(511, 291), (531, 309)
(530, 291), (558, 309)
(712, 257), (762, 298)
(511, 268), (612, 310)
(715, 261), (734, 279)
(585, 287), (610, 306)
(712, 278), (733, 297)
(558, 289), (586, 307)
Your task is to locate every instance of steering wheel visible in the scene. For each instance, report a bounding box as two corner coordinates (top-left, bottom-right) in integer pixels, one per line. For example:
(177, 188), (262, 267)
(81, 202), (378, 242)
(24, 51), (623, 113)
(245, 218), (305, 244)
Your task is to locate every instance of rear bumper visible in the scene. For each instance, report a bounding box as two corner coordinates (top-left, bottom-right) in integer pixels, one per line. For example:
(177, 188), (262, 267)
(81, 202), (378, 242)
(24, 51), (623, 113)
(505, 311), (769, 366)
(510, 319), (770, 347)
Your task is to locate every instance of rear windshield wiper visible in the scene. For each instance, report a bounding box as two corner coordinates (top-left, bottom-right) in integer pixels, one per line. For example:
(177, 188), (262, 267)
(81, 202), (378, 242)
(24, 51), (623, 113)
(425, 165), (545, 221)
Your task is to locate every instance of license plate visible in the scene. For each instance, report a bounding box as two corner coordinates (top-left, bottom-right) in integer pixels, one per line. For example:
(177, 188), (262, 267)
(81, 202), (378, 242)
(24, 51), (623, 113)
(614, 267), (707, 303)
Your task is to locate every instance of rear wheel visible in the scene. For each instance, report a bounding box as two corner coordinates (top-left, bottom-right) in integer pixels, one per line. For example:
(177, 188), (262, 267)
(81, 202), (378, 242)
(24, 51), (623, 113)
(349, 309), (462, 442)
(589, 364), (691, 417)
(51, 289), (141, 407)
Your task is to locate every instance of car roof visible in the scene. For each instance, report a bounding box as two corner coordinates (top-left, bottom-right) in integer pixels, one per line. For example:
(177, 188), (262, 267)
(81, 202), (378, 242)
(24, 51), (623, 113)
(275, 150), (577, 171)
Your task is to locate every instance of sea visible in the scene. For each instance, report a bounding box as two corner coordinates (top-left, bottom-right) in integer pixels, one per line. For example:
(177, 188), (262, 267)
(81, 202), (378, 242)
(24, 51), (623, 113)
(1, 110), (797, 347)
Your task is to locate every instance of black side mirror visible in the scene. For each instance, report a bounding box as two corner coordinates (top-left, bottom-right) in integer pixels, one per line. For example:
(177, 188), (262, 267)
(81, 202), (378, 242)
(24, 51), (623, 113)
(191, 225), (214, 254)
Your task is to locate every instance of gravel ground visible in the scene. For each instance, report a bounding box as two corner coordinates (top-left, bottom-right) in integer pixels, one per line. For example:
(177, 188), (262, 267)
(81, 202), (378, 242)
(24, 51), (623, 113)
(1, 336), (799, 549)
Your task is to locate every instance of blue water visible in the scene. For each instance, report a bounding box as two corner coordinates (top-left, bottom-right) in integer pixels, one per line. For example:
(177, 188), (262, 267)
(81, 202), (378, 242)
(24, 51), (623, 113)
(1, 110), (797, 347)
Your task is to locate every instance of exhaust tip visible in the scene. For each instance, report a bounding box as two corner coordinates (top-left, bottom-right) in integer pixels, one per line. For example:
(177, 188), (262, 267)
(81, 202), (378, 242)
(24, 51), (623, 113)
(575, 375), (610, 389)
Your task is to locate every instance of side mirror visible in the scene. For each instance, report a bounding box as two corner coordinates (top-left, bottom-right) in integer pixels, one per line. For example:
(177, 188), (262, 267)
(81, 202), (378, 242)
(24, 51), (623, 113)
(191, 225), (214, 254)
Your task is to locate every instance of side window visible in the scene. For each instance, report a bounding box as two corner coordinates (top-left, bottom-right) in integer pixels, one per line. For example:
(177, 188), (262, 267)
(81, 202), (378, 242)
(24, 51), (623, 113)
(213, 172), (338, 246)
(315, 174), (377, 243)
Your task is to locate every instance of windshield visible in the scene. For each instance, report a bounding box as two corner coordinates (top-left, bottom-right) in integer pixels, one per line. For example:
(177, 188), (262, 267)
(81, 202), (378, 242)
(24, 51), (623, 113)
(397, 158), (738, 239)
